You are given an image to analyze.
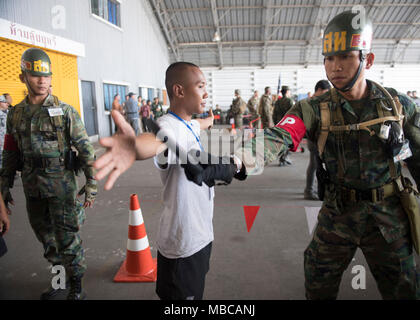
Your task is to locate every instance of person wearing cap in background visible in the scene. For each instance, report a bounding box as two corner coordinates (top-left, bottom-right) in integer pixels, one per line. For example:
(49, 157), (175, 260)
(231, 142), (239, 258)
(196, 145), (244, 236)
(230, 89), (246, 130)
(2, 93), (13, 108)
(125, 92), (140, 135)
(258, 86), (274, 128)
(273, 85), (295, 166)
(0, 47), (97, 300)
(184, 9), (420, 300)
(247, 90), (260, 129)
(303, 80), (331, 200)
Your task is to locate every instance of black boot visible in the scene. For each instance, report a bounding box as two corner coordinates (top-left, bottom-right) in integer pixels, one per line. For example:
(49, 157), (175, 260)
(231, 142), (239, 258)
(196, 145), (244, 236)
(67, 276), (86, 300)
(40, 285), (61, 300)
(40, 279), (69, 300)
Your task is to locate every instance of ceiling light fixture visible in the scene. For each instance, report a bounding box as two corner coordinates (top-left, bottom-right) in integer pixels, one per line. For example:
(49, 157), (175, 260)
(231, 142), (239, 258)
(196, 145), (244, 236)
(213, 31), (221, 42)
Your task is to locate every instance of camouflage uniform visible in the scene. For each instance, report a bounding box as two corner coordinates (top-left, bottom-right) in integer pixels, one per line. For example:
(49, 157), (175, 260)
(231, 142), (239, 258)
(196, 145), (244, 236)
(231, 95), (246, 129)
(239, 81), (420, 299)
(0, 94), (97, 278)
(258, 94), (274, 128)
(0, 109), (8, 168)
(273, 96), (294, 125)
(247, 96), (260, 129)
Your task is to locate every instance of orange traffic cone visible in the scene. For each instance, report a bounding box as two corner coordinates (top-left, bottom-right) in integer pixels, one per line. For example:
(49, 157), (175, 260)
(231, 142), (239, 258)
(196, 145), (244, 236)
(113, 194), (157, 282)
(230, 122), (237, 136)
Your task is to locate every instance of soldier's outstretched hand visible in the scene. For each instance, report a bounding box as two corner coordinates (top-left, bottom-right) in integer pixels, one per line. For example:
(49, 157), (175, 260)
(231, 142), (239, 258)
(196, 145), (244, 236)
(94, 110), (137, 190)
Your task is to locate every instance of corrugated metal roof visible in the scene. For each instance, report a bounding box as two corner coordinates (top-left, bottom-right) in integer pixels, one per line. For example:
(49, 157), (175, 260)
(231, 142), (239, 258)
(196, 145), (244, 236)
(148, 0), (420, 67)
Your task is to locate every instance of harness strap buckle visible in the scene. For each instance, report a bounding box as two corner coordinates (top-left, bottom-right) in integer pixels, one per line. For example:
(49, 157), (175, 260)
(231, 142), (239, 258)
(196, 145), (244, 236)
(349, 124), (359, 131)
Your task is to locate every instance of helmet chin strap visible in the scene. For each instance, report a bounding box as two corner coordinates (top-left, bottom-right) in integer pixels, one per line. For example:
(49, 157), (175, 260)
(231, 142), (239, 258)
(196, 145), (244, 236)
(23, 73), (48, 99)
(328, 51), (366, 93)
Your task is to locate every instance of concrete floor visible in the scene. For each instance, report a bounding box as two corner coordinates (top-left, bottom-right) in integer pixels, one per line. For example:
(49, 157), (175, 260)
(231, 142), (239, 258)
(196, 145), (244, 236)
(1, 126), (419, 300)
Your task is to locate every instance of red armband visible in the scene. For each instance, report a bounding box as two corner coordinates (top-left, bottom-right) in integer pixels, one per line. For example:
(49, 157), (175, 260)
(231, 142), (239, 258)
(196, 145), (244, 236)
(4, 134), (18, 151)
(275, 115), (306, 151)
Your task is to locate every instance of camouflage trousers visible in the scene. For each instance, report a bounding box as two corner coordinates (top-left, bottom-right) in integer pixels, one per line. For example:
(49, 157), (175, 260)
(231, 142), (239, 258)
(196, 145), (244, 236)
(234, 114), (243, 129)
(25, 195), (86, 278)
(304, 199), (420, 300)
(249, 113), (261, 129)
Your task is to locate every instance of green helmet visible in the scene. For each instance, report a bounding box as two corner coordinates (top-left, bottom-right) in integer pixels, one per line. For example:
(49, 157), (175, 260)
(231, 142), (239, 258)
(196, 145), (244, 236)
(322, 10), (372, 57)
(21, 48), (52, 76)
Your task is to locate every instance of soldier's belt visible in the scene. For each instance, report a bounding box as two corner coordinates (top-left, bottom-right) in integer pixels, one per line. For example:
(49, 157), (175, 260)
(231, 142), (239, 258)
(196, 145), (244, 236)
(340, 177), (403, 203)
(23, 156), (64, 169)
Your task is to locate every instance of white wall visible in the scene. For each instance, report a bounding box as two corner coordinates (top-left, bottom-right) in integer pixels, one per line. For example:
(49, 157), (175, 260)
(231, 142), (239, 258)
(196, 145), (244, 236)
(202, 64), (420, 110)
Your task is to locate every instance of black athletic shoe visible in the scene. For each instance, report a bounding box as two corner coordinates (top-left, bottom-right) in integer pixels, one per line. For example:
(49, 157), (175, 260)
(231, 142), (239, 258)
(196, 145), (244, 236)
(67, 277), (86, 300)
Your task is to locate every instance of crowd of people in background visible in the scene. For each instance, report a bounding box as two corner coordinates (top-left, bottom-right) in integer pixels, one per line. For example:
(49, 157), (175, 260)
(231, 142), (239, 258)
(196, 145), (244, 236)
(406, 91), (420, 107)
(108, 87), (420, 137)
(111, 93), (165, 134)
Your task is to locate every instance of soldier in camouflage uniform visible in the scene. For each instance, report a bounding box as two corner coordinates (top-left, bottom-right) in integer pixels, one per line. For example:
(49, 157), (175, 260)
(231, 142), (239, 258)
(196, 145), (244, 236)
(273, 86), (294, 125)
(235, 10), (420, 299)
(0, 48), (97, 300)
(247, 90), (260, 129)
(231, 89), (246, 129)
(0, 95), (9, 168)
(258, 86), (274, 129)
(273, 86), (295, 166)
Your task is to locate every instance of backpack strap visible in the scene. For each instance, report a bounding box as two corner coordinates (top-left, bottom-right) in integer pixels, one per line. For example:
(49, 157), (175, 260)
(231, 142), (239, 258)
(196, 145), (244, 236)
(317, 102), (330, 157)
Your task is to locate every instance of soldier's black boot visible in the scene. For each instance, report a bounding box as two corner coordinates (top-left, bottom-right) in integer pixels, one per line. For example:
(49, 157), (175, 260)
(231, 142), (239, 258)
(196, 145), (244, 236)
(40, 279), (69, 300)
(67, 276), (86, 300)
(40, 285), (61, 300)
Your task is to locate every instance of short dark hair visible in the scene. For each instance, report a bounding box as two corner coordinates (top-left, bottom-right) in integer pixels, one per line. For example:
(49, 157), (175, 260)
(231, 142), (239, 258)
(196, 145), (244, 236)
(165, 62), (199, 99)
(128, 92), (135, 98)
(264, 86), (270, 94)
(314, 80), (331, 92)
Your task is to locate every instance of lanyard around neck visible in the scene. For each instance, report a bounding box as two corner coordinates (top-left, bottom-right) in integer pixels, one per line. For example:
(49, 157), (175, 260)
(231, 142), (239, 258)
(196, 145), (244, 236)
(168, 111), (203, 151)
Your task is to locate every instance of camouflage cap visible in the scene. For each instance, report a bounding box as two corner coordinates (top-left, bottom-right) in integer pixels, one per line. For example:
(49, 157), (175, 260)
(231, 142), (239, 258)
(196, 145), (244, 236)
(322, 10), (373, 57)
(21, 48), (52, 76)
(0, 95), (7, 103)
(281, 86), (290, 91)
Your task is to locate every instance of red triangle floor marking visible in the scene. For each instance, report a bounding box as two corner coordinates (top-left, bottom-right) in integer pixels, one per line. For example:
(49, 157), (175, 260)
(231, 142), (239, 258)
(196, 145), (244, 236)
(243, 206), (260, 232)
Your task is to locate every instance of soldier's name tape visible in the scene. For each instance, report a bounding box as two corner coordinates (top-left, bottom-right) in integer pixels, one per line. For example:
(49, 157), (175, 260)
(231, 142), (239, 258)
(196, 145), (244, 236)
(48, 107), (64, 117)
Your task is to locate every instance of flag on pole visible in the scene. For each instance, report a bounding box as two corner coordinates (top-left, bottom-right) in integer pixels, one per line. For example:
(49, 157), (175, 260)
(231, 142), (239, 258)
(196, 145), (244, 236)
(277, 73), (282, 96)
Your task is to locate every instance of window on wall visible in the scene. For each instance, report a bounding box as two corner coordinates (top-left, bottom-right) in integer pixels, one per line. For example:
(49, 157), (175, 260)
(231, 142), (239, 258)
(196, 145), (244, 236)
(139, 87), (155, 102)
(91, 0), (121, 27)
(103, 83), (127, 111)
(148, 88), (155, 102)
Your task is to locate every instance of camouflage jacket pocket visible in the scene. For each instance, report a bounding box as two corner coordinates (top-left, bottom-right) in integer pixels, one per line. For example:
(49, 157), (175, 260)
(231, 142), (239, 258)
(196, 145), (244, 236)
(37, 121), (60, 157)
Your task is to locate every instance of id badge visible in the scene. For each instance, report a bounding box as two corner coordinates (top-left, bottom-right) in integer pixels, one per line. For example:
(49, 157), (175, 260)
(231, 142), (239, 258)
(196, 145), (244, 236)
(378, 123), (390, 140)
(48, 108), (64, 117)
(394, 140), (412, 162)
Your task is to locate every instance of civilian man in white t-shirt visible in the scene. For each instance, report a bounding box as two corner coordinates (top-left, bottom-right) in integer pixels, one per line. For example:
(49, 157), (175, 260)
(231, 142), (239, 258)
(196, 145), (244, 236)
(94, 62), (244, 299)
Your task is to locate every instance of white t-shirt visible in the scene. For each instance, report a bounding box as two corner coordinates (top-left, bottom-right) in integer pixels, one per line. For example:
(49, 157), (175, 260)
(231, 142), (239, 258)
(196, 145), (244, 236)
(153, 113), (214, 259)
